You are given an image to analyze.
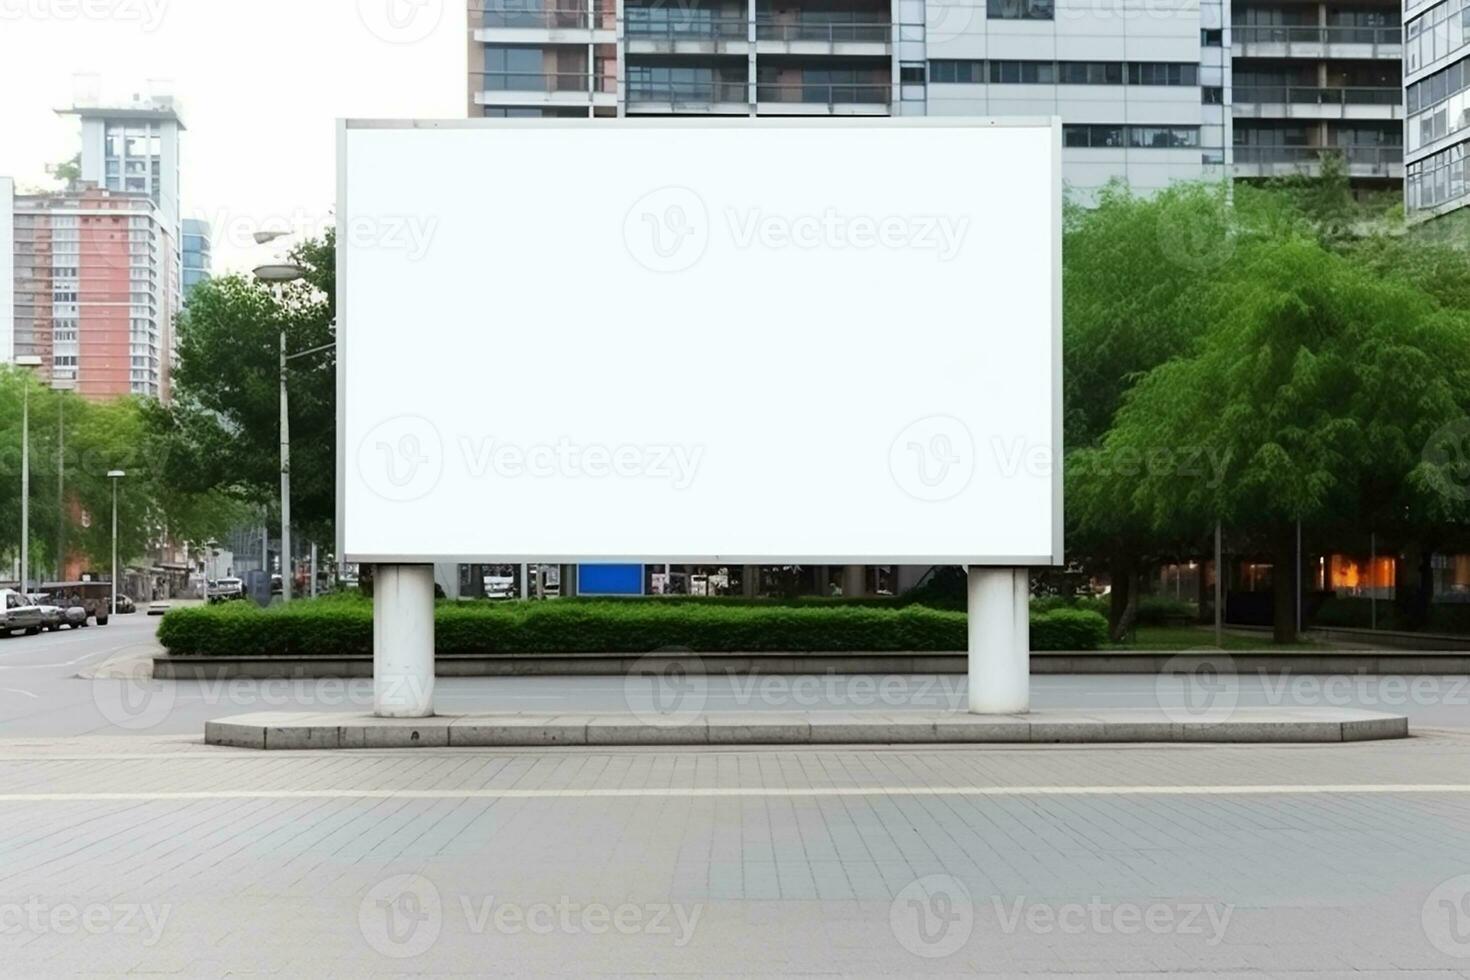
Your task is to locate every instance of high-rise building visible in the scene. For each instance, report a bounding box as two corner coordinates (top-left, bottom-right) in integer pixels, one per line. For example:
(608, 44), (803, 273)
(182, 218), (211, 299)
(1, 177), (14, 365)
(1231, 0), (1403, 189)
(466, 0), (1230, 197)
(1, 94), (186, 398)
(9, 183), (177, 399)
(1404, 0), (1470, 218)
(465, 0), (1410, 198)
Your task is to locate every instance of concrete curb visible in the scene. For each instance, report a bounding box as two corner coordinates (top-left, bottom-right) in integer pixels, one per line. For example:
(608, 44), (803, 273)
(204, 708), (1409, 750)
(159, 650), (1470, 679)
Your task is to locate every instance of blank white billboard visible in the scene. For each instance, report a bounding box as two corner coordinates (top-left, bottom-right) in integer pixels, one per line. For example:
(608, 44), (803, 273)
(338, 119), (1061, 565)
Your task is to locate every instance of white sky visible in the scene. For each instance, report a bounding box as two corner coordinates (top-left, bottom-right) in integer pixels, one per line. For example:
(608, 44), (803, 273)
(0, 0), (465, 273)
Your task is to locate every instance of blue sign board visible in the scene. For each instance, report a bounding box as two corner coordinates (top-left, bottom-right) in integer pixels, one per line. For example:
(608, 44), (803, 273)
(578, 564), (644, 596)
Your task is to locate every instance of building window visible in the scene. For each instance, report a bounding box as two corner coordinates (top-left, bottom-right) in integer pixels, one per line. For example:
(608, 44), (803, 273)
(987, 0), (1053, 19)
(1127, 62), (1198, 86)
(929, 59), (983, 84)
(1202, 85), (1224, 104)
(1063, 124), (1201, 148)
(1201, 28), (1223, 45)
(990, 60), (1057, 84)
(1058, 61), (1123, 85)
(900, 62), (926, 83)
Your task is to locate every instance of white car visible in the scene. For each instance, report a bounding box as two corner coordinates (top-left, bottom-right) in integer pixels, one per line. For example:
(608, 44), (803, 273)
(0, 589), (44, 637)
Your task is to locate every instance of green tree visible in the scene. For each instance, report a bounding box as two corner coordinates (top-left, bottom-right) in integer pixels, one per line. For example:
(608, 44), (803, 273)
(153, 232), (336, 542)
(1095, 236), (1470, 642)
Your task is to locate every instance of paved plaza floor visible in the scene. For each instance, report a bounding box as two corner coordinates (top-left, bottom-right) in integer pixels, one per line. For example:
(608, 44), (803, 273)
(3, 732), (1470, 976)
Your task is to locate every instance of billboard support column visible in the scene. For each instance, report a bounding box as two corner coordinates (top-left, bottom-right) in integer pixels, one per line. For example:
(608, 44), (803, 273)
(967, 567), (1030, 714)
(373, 564), (436, 718)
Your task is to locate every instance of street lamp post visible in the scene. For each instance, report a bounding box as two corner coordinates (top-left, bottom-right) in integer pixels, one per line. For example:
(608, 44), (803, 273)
(108, 470), (125, 619)
(253, 259), (307, 604)
(15, 356), (42, 592)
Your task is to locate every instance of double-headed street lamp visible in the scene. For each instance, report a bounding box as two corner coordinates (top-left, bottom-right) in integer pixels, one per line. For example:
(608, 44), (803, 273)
(253, 232), (309, 604)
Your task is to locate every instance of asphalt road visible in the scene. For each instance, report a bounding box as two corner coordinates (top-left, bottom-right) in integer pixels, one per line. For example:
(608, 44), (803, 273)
(1, 616), (1467, 736)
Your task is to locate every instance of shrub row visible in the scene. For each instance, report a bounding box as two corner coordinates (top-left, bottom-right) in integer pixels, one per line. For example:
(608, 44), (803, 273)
(157, 596), (1108, 656)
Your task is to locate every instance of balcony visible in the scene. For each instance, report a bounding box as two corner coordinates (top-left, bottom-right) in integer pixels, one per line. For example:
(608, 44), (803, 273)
(625, 80), (751, 114)
(471, 1), (615, 42)
(1232, 25), (1401, 60)
(1233, 144), (1404, 178)
(624, 13), (750, 55)
(755, 81), (890, 115)
(754, 18), (891, 56)
(471, 71), (618, 108)
(1232, 86), (1402, 120)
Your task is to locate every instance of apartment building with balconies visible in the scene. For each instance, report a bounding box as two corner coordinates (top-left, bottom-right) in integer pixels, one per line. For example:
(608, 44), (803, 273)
(1231, 0), (1403, 187)
(1404, 0), (1470, 217)
(467, 0), (1232, 197)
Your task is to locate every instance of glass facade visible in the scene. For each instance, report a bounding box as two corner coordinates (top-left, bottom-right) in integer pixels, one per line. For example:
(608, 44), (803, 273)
(1406, 0), (1470, 217)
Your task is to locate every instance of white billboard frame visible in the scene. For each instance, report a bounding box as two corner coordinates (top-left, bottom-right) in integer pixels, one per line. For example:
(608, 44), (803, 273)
(335, 117), (1064, 568)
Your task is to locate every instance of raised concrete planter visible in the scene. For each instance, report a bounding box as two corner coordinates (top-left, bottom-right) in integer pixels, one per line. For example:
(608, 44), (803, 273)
(158, 648), (1470, 680)
(205, 707), (1408, 750)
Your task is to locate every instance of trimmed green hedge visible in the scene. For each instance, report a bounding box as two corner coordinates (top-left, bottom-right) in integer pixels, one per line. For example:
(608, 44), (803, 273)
(157, 596), (1108, 657)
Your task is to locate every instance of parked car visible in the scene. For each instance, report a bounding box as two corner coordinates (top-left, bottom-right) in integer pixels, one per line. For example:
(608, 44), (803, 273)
(62, 604), (89, 629)
(0, 589), (44, 637)
(147, 601), (171, 616)
(112, 594), (136, 614)
(28, 595), (63, 631)
(208, 578), (245, 604)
